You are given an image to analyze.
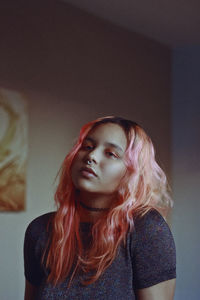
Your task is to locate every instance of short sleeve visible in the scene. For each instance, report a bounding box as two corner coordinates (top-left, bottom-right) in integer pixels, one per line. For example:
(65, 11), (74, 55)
(131, 209), (176, 289)
(24, 213), (53, 286)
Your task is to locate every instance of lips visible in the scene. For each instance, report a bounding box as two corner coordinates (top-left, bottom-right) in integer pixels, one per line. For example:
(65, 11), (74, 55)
(80, 166), (97, 177)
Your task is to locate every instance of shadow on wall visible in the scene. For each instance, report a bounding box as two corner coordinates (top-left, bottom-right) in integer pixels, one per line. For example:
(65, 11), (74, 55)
(0, 0), (171, 174)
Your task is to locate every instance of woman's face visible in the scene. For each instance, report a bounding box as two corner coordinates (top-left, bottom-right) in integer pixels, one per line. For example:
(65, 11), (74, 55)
(71, 123), (127, 197)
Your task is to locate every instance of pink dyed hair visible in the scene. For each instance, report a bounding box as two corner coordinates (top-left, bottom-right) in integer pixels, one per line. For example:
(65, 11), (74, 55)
(44, 116), (173, 286)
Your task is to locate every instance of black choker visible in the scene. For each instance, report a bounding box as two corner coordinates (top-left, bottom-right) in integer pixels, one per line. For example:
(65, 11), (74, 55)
(79, 201), (109, 212)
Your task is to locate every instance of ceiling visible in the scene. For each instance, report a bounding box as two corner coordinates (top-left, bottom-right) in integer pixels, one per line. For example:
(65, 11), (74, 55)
(60, 0), (200, 48)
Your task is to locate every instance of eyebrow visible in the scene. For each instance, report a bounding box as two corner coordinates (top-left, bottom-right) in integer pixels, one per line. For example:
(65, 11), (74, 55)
(84, 137), (124, 153)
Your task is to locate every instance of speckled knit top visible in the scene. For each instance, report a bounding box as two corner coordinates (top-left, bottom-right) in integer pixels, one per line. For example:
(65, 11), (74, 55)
(24, 209), (176, 300)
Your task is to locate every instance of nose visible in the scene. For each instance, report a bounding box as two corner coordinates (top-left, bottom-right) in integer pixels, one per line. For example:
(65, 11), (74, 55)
(85, 148), (99, 164)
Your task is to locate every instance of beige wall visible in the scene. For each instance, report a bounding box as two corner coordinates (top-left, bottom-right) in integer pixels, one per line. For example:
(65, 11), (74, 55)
(0, 1), (171, 299)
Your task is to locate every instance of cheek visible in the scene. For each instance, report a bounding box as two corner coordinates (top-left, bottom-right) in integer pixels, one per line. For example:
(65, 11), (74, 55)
(70, 156), (80, 182)
(71, 152), (82, 171)
(104, 163), (126, 184)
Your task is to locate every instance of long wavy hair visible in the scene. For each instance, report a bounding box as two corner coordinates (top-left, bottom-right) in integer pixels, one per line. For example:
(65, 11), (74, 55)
(44, 116), (173, 286)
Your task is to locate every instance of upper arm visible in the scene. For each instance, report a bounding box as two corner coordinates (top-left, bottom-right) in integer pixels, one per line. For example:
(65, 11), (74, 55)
(24, 215), (49, 287)
(136, 278), (176, 300)
(24, 280), (38, 300)
(132, 210), (176, 290)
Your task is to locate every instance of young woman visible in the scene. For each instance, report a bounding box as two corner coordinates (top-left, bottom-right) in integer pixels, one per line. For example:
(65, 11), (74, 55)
(24, 116), (176, 300)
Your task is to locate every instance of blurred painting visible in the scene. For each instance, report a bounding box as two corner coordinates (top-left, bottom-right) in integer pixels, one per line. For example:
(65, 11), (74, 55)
(0, 88), (28, 211)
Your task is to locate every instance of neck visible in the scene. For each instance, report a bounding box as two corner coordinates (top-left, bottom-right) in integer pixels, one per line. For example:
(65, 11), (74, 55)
(76, 191), (115, 223)
(79, 200), (109, 212)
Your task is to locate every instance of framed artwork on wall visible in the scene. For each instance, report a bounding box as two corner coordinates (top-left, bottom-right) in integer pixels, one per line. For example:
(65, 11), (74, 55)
(0, 88), (28, 211)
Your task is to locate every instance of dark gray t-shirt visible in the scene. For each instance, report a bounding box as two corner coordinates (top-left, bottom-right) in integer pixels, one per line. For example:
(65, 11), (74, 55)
(24, 209), (176, 300)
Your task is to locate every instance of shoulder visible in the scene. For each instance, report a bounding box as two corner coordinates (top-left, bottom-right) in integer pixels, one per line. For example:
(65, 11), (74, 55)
(132, 208), (176, 256)
(24, 212), (55, 286)
(133, 208), (172, 238)
(25, 212), (55, 242)
(130, 209), (176, 289)
(24, 212), (56, 263)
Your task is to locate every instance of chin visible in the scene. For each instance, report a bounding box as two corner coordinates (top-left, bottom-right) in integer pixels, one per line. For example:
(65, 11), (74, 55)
(74, 181), (96, 193)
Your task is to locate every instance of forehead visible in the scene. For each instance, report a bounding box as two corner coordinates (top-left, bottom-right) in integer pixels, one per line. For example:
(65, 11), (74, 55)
(86, 123), (127, 151)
